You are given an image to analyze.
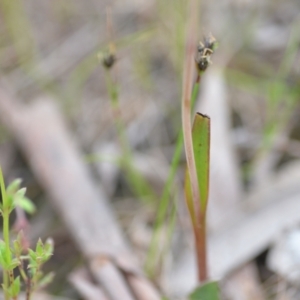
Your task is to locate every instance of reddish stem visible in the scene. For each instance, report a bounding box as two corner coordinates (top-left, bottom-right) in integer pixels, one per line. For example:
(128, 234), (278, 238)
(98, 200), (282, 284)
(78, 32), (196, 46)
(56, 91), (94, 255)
(194, 214), (208, 282)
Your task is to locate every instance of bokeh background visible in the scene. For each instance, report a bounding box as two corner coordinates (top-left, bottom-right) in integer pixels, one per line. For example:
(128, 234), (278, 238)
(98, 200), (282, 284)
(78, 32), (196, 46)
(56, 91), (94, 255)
(1, 0), (300, 299)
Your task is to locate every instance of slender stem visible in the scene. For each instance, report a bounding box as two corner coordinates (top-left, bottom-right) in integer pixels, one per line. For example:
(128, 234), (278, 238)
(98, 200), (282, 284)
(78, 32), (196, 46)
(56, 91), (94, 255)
(0, 167), (11, 300)
(181, 0), (201, 228)
(3, 270), (9, 300)
(18, 256), (29, 299)
(104, 70), (155, 200)
(8, 270), (14, 285)
(180, 0), (210, 284)
(3, 207), (10, 300)
(3, 209), (10, 258)
(194, 214), (207, 282)
(26, 277), (31, 300)
(3, 200), (12, 299)
(32, 257), (42, 291)
(18, 260), (28, 282)
(9, 270), (18, 300)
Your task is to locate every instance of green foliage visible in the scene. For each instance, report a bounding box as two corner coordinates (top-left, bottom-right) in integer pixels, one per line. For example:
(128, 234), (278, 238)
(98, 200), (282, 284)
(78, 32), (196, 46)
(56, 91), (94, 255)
(189, 281), (220, 300)
(184, 112), (211, 282)
(0, 167), (53, 300)
(185, 113), (210, 227)
(191, 113), (210, 212)
(7, 276), (20, 298)
(1, 179), (36, 214)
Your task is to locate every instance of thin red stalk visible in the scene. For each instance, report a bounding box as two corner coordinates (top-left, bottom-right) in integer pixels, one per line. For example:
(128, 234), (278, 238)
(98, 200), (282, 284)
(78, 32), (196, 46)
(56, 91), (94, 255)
(181, 0), (201, 226)
(26, 277), (31, 300)
(181, 1), (210, 280)
(194, 213), (207, 282)
(181, 0), (209, 282)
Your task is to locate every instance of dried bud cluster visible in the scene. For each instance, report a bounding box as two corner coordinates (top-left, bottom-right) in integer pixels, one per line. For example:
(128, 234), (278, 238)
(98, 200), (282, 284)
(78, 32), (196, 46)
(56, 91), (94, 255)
(195, 34), (217, 72)
(102, 53), (116, 69)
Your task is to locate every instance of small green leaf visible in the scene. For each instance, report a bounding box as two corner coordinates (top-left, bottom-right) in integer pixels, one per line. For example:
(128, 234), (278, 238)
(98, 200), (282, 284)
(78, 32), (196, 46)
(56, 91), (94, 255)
(44, 238), (54, 259)
(0, 241), (12, 269)
(36, 238), (44, 256)
(5, 194), (14, 211)
(28, 249), (37, 261)
(0, 240), (6, 251)
(0, 254), (6, 267)
(192, 113), (210, 212)
(184, 113), (210, 225)
(0, 243), (7, 266)
(2, 284), (9, 296)
(28, 263), (38, 270)
(13, 233), (23, 256)
(10, 276), (20, 297)
(6, 179), (22, 194)
(7, 258), (20, 270)
(15, 196), (36, 214)
(189, 281), (220, 300)
(16, 187), (26, 198)
(0, 167), (9, 212)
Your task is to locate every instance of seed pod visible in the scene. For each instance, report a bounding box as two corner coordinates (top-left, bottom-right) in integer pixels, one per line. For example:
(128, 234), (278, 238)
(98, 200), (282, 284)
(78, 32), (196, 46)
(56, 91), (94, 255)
(195, 34), (216, 72)
(102, 53), (116, 69)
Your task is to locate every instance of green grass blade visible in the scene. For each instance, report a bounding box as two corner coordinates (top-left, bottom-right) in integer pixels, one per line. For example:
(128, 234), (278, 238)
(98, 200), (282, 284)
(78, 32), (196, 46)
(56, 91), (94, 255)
(185, 113), (210, 216)
(192, 113), (210, 212)
(184, 112), (210, 282)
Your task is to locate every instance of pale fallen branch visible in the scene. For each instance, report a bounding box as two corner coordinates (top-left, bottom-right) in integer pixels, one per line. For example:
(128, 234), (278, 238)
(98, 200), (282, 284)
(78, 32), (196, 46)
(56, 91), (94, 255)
(0, 84), (160, 300)
(69, 268), (109, 300)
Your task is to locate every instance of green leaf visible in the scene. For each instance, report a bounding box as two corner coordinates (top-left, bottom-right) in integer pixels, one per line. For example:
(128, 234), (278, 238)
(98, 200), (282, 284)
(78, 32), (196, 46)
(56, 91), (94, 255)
(36, 238), (44, 256)
(43, 238), (54, 261)
(189, 281), (220, 300)
(6, 179), (36, 214)
(192, 113), (210, 211)
(6, 179), (22, 194)
(0, 241), (7, 267)
(28, 249), (37, 261)
(0, 240), (6, 252)
(13, 233), (23, 256)
(7, 258), (20, 270)
(28, 263), (38, 270)
(0, 252), (6, 267)
(0, 168), (8, 208)
(0, 241), (12, 268)
(16, 187), (26, 198)
(2, 284), (10, 297)
(14, 196), (36, 214)
(10, 276), (20, 297)
(5, 194), (14, 211)
(184, 113), (210, 224)
(184, 113), (211, 282)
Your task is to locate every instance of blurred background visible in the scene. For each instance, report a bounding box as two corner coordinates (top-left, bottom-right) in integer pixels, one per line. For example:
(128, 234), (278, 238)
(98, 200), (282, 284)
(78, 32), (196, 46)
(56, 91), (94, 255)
(0, 0), (300, 299)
